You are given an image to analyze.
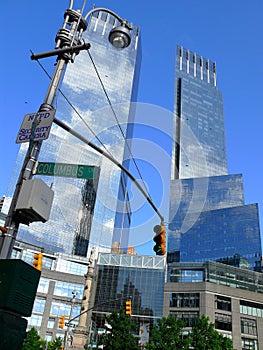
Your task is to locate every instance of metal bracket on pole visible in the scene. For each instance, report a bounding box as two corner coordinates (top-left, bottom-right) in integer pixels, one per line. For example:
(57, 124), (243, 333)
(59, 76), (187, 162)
(30, 43), (91, 61)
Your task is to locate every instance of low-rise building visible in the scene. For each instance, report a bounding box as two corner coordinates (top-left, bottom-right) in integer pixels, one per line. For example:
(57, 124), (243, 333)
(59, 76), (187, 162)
(164, 261), (263, 350)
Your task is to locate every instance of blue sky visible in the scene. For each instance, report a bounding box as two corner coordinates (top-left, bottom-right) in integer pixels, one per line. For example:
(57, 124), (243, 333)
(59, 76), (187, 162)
(1, 0), (263, 254)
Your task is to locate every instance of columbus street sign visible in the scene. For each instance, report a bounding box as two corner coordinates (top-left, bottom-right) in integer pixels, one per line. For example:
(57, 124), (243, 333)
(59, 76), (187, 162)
(35, 162), (98, 180)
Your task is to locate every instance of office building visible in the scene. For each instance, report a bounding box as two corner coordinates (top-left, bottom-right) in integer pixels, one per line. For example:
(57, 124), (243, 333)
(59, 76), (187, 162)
(6, 10), (141, 257)
(168, 46), (262, 269)
(164, 261), (263, 350)
(11, 242), (87, 343)
(89, 253), (166, 347)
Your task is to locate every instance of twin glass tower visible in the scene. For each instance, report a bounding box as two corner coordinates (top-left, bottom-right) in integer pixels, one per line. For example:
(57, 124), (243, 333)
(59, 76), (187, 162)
(168, 46), (262, 270)
(6, 15), (261, 269)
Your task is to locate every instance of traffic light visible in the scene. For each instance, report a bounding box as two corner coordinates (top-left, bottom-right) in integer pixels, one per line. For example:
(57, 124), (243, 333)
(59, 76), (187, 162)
(125, 300), (132, 316)
(32, 252), (43, 271)
(58, 315), (66, 329)
(153, 225), (166, 255)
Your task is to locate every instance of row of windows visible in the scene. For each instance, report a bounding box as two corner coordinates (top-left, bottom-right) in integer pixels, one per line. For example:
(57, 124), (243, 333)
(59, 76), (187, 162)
(240, 300), (263, 318)
(170, 293), (261, 339)
(170, 293), (199, 308)
(170, 311), (199, 327)
(37, 278), (84, 299)
(33, 298), (81, 318)
(170, 293), (232, 311)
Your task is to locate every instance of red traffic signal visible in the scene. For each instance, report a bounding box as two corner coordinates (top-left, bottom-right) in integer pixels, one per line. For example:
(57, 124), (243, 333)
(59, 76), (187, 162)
(153, 225), (166, 255)
(33, 252), (43, 271)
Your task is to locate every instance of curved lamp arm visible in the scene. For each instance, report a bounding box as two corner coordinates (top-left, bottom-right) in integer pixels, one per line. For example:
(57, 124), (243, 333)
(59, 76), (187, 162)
(83, 7), (132, 29)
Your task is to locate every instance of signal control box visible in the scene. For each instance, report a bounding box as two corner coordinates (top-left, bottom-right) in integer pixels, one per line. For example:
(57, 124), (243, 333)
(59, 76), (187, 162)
(15, 178), (54, 225)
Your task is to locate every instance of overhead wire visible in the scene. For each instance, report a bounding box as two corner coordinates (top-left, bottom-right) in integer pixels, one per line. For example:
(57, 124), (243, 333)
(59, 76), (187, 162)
(31, 50), (114, 158)
(86, 49), (152, 200)
(31, 42), (152, 201)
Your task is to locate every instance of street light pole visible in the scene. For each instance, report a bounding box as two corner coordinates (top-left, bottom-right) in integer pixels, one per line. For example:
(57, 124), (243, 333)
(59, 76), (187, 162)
(64, 290), (78, 350)
(0, 1), (132, 259)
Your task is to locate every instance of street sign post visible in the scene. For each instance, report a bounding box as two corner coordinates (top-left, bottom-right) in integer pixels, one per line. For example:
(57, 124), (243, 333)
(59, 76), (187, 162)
(16, 111), (55, 144)
(35, 162), (98, 180)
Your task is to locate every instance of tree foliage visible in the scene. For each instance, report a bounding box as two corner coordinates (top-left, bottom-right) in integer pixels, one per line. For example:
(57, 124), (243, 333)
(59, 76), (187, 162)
(47, 336), (63, 350)
(189, 315), (235, 350)
(22, 327), (45, 350)
(145, 316), (190, 350)
(146, 315), (235, 350)
(22, 327), (63, 350)
(102, 309), (140, 350)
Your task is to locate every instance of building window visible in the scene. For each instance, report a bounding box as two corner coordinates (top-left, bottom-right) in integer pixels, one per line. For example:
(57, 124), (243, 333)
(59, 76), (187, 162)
(45, 334), (53, 342)
(42, 256), (54, 270)
(215, 295), (231, 311)
(241, 337), (258, 350)
(37, 278), (50, 294)
(240, 300), (263, 318)
(47, 319), (55, 329)
(170, 311), (199, 327)
(215, 313), (232, 331)
(51, 301), (81, 318)
(28, 314), (42, 327)
(241, 318), (257, 336)
(56, 259), (87, 275)
(33, 298), (46, 313)
(170, 293), (199, 308)
(54, 281), (84, 299)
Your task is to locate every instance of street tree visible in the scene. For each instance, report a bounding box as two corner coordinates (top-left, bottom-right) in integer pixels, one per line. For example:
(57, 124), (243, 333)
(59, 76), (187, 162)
(145, 316), (190, 350)
(189, 315), (235, 350)
(102, 309), (140, 350)
(47, 336), (63, 350)
(22, 327), (45, 350)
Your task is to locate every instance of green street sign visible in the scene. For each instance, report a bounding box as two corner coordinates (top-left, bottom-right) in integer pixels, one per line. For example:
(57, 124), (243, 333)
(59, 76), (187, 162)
(35, 162), (97, 179)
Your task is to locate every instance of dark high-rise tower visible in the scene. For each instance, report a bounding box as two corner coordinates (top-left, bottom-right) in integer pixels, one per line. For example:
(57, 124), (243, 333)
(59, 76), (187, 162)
(168, 46), (262, 270)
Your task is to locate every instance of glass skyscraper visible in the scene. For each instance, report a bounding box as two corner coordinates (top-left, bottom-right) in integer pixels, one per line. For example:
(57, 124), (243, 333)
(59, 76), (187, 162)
(6, 11), (141, 257)
(168, 46), (262, 270)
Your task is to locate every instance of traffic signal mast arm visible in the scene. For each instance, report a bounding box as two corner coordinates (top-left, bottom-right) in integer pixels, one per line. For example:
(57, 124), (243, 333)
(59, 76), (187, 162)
(53, 117), (164, 223)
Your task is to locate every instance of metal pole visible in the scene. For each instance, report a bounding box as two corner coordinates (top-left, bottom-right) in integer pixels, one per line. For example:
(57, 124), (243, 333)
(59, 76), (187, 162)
(0, 5), (88, 259)
(64, 291), (78, 350)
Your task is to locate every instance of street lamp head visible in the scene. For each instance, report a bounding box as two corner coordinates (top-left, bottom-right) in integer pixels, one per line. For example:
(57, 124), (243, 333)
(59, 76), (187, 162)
(108, 21), (132, 49)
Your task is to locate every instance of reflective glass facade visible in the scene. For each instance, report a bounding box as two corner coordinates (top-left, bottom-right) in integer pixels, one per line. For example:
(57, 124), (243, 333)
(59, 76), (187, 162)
(93, 253), (165, 326)
(171, 46), (227, 180)
(178, 203), (261, 268)
(169, 46), (262, 270)
(7, 12), (141, 256)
